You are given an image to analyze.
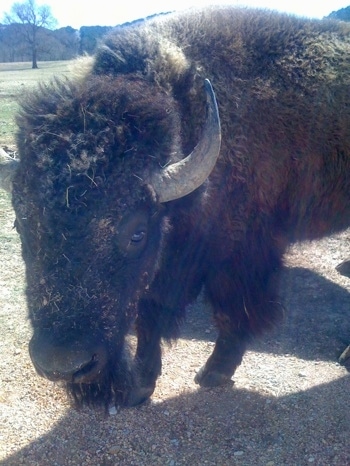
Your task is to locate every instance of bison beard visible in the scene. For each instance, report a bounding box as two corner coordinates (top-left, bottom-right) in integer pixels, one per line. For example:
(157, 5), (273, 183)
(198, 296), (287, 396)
(67, 349), (132, 410)
(66, 344), (153, 411)
(2, 6), (350, 412)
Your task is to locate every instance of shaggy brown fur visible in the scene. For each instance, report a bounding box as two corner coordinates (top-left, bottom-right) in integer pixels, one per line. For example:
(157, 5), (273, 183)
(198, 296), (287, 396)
(11, 7), (350, 410)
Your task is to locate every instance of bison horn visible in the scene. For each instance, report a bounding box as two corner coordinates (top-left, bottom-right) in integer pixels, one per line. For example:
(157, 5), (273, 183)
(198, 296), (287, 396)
(0, 148), (19, 193)
(151, 79), (221, 203)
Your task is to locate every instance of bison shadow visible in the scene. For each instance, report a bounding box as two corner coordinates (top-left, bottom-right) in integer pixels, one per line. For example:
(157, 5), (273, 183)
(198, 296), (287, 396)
(183, 266), (350, 366)
(2, 375), (349, 465)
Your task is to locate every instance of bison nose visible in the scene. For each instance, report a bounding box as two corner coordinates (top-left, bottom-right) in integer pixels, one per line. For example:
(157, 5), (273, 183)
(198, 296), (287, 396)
(29, 332), (108, 384)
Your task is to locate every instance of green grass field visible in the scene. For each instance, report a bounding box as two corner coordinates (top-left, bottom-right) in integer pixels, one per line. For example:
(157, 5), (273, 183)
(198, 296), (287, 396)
(0, 60), (74, 147)
(0, 61), (75, 245)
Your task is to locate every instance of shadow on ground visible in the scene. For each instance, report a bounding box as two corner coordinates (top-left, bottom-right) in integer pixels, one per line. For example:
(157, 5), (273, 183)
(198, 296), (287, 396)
(183, 266), (350, 366)
(2, 375), (349, 465)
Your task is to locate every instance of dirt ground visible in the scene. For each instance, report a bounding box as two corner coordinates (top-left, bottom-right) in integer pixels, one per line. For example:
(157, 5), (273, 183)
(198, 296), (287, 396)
(0, 189), (349, 466)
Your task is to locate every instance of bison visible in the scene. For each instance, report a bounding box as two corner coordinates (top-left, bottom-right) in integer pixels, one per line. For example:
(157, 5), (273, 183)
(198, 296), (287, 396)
(1, 6), (350, 410)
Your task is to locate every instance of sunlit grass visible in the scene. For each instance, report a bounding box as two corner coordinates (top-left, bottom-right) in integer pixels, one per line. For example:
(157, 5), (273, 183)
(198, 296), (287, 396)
(0, 61), (76, 257)
(0, 60), (74, 147)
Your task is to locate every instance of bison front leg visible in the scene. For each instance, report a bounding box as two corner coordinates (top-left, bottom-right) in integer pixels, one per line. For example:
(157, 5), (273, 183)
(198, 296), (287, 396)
(126, 299), (163, 406)
(196, 258), (282, 387)
(194, 319), (249, 387)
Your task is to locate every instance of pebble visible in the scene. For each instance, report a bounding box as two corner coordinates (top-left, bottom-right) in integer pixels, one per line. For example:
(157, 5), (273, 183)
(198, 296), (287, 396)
(234, 451), (244, 456)
(108, 406), (118, 415)
(109, 446), (120, 454)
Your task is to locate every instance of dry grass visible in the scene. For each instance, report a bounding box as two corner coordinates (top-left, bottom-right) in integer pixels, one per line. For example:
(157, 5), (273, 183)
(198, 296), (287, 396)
(0, 61), (74, 147)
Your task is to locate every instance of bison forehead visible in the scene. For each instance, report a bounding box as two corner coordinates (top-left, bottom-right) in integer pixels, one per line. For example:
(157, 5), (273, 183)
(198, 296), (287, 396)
(14, 76), (183, 215)
(16, 75), (182, 193)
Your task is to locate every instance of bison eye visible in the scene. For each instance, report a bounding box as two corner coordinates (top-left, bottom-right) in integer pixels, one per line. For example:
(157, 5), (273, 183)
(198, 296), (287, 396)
(117, 211), (150, 256)
(131, 230), (146, 243)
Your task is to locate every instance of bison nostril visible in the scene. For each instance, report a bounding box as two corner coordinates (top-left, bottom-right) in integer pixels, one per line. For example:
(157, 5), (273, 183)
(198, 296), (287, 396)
(72, 354), (101, 383)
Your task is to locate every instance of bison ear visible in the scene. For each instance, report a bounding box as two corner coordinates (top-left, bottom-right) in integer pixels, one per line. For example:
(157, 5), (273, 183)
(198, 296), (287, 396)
(150, 79), (221, 203)
(0, 148), (19, 193)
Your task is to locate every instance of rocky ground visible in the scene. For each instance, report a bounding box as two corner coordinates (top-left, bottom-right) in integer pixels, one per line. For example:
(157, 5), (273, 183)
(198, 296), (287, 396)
(0, 190), (349, 466)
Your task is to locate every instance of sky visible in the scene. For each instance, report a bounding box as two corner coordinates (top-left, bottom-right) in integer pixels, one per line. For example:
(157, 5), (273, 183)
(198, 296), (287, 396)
(0, 0), (349, 29)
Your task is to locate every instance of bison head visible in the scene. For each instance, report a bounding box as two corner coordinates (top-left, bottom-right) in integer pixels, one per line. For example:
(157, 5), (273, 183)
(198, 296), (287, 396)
(1, 75), (220, 408)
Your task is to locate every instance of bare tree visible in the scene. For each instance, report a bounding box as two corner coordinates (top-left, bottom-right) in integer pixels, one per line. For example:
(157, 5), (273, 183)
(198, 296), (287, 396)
(3, 0), (57, 68)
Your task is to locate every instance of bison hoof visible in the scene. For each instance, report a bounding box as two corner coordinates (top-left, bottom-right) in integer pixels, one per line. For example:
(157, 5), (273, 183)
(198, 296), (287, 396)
(126, 385), (155, 407)
(336, 260), (350, 278)
(339, 345), (350, 365)
(194, 366), (234, 387)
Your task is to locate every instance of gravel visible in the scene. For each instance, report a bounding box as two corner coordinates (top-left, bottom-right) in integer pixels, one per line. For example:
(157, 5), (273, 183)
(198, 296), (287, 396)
(0, 192), (349, 465)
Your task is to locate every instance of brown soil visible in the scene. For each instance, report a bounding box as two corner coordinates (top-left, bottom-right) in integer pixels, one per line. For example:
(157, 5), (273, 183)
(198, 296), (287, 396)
(0, 191), (349, 466)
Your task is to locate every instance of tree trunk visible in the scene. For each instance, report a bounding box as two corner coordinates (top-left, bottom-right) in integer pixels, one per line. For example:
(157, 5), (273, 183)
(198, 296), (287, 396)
(32, 46), (38, 69)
